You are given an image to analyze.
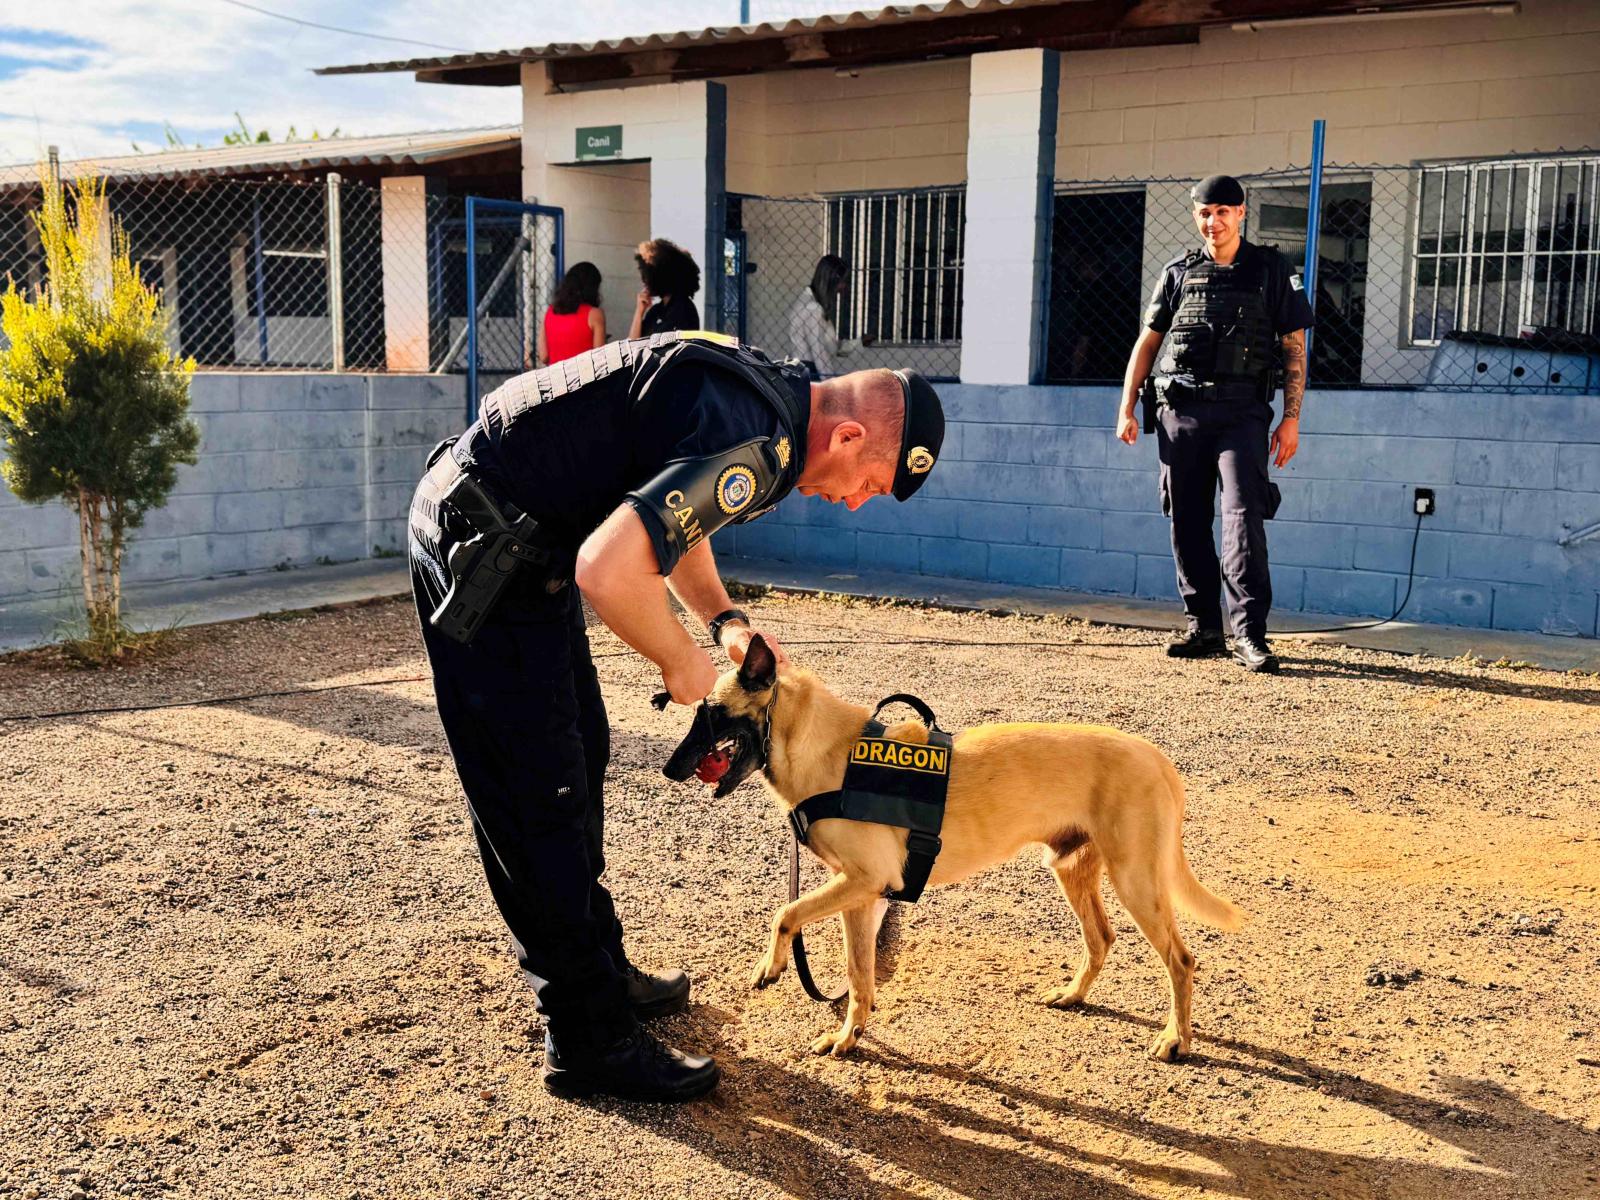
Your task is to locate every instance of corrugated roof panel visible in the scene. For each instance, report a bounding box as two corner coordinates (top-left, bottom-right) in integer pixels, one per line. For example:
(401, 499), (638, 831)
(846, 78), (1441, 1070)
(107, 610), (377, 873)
(316, 0), (1061, 76)
(0, 125), (520, 192)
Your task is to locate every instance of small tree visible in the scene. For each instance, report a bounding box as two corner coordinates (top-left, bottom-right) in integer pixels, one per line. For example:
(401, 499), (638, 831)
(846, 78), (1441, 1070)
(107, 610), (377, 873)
(0, 174), (200, 650)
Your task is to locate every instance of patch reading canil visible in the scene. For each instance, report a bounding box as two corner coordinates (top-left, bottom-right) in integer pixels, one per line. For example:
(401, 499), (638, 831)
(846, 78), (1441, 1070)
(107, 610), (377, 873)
(851, 737), (949, 775)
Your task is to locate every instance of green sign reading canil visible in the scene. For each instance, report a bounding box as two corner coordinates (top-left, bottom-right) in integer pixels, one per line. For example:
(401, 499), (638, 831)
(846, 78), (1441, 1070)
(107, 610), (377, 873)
(576, 125), (623, 161)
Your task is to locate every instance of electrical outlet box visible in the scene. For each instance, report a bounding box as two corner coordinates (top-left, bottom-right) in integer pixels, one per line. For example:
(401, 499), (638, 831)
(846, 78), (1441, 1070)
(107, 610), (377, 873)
(1414, 487), (1436, 517)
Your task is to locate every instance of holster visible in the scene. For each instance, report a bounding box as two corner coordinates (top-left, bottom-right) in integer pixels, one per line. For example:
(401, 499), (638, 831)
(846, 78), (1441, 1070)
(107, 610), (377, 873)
(427, 466), (565, 645)
(1140, 377), (1157, 435)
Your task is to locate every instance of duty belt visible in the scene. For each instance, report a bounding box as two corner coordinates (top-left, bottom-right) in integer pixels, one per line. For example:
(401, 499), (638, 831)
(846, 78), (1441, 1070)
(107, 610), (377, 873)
(1152, 375), (1271, 408)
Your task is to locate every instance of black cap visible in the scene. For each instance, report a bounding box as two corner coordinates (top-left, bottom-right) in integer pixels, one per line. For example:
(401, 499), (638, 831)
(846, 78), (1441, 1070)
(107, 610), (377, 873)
(1191, 174), (1246, 206)
(890, 369), (945, 502)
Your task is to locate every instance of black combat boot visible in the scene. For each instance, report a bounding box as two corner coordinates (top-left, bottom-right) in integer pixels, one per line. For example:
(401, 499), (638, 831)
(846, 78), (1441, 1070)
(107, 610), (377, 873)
(1231, 633), (1280, 674)
(542, 1027), (720, 1103)
(1166, 628), (1226, 658)
(624, 964), (691, 1020)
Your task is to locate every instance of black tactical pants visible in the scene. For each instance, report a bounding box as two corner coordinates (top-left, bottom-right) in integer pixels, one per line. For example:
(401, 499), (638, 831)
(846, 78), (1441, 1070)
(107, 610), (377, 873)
(1157, 399), (1275, 640)
(410, 540), (633, 1052)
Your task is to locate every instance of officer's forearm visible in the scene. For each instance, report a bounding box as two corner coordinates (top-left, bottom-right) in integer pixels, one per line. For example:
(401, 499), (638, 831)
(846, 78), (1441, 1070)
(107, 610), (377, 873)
(1121, 332), (1163, 413)
(664, 539), (735, 631)
(1281, 331), (1307, 420)
(575, 507), (701, 674)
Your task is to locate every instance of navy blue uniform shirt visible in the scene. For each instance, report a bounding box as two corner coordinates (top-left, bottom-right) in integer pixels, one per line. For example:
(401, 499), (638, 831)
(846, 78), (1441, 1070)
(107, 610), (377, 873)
(461, 357), (804, 576)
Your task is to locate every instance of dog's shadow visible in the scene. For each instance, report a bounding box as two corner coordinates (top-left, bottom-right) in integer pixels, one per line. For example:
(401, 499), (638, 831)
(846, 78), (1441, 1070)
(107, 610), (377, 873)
(616, 1006), (1595, 1200)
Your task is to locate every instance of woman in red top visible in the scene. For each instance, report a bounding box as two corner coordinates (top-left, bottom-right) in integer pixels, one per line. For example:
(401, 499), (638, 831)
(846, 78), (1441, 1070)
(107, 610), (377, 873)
(539, 262), (606, 366)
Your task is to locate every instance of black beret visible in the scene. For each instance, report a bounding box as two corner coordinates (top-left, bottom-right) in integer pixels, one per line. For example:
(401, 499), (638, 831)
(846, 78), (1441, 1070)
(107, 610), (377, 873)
(891, 369), (945, 502)
(1191, 174), (1246, 206)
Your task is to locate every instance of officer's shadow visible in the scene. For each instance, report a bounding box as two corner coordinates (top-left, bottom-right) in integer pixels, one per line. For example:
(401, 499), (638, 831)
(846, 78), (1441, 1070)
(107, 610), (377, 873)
(611, 1007), (1594, 1200)
(1271, 652), (1600, 706)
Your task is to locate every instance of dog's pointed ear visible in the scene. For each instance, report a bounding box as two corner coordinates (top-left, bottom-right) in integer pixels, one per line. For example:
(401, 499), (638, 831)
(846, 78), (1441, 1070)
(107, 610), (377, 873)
(738, 634), (778, 692)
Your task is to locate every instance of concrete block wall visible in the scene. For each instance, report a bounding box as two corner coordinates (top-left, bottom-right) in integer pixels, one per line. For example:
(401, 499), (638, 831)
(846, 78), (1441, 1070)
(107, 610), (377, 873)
(726, 59), (970, 196)
(0, 372), (468, 604)
(715, 384), (1600, 638)
(1054, 0), (1599, 178)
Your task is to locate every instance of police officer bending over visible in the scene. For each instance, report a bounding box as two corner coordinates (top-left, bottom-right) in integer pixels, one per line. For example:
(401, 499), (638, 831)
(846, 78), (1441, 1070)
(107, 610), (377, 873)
(408, 331), (944, 1102)
(1116, 174), (1315, 674)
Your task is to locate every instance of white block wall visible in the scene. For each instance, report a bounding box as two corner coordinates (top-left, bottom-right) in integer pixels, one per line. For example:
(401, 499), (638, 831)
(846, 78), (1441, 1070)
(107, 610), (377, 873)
(1054, 0), (1600, 179)
(522, 65), (722, 324)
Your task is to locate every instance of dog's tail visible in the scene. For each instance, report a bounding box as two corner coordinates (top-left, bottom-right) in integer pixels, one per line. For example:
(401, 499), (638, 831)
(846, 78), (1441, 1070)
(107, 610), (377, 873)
(1159, 758), (1247, 933)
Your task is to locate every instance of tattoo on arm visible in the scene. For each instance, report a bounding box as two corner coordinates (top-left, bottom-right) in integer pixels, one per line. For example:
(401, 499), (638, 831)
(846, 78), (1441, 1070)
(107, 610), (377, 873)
(1281, 333), (1306, 419)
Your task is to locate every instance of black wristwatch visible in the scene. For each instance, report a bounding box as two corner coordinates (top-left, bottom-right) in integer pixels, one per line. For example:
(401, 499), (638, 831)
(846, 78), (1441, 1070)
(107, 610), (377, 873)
(707, 607), (750, 647)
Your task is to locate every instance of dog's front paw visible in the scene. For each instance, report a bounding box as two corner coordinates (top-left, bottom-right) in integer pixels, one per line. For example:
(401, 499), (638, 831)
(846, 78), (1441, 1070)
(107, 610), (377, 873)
(1038, 984), (1089, 1008)
(1148, 1028), (1190, 1063)
(810, 1023), (862, 1057)
(749, 954), (785, 989)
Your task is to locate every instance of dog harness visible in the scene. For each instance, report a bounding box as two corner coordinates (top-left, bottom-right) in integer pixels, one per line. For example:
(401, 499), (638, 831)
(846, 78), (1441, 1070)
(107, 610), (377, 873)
(789, 694), (953, 904)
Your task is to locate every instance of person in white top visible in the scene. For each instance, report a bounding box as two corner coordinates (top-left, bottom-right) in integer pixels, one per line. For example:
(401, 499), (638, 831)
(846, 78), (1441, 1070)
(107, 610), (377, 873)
(787, 254), (869, 378)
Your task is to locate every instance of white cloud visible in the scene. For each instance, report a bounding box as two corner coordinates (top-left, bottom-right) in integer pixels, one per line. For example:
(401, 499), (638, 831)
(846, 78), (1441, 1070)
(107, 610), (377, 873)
(0, 0), (854, 164)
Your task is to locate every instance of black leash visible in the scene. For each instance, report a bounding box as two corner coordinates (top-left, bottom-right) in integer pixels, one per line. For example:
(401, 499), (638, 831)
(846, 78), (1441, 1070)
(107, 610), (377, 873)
(788, 832), (847, 1003)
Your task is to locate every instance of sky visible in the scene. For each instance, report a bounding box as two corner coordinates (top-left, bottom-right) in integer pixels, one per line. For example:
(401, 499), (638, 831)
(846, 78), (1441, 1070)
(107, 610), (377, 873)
(0, 0), (848, 166)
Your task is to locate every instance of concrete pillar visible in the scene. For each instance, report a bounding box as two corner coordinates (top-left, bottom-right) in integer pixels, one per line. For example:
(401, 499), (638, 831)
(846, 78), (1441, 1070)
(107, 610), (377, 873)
(380, 176), (434, 372)
(647, 81), (726, 331)
(959, 48), (1059, 384)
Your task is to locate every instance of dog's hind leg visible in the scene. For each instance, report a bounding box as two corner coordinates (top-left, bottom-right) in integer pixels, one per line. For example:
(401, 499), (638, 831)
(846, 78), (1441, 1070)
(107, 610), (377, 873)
(810, 902), (880, 1057)
(750, 872), (882, 990)
(1039, 840), (1116, 1009)
(1104, 859), (1196, 1063)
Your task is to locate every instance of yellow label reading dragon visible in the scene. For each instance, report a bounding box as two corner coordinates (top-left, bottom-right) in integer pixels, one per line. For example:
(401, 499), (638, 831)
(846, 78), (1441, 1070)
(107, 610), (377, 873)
(851, 737), (949, 775)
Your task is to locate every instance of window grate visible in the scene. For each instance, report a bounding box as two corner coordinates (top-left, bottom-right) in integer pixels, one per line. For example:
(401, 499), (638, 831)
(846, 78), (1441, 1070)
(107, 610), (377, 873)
(1410, 154), (1600, 345)
(826, 187), (964, 345)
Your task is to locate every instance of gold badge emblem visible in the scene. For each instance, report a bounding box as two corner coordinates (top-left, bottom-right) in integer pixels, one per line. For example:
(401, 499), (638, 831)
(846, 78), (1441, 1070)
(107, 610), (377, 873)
(906, 446), (935, 475)
(715, 464), (758, 516)
(773, 436), (791, 470)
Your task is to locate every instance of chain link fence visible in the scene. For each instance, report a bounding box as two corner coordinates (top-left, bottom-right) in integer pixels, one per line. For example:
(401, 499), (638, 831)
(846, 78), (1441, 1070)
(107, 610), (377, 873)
(0, 176), (561, 376)
(1047, 153), (1600, 392)
(723, 188), (964, 380)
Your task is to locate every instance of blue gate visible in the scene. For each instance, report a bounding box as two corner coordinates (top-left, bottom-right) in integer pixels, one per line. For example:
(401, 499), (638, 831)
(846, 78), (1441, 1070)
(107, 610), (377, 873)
(459, 197), (563, 420)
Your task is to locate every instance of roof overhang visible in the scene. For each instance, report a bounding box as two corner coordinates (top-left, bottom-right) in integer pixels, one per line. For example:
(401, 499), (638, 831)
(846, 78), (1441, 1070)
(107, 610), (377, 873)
(316, 0), (1496, 90)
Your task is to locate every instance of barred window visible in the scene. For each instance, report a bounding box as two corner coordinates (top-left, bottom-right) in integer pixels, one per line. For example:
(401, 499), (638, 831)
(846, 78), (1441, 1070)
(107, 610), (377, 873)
(826, 187), (964, 345)
(1410, 155), (1600, 345)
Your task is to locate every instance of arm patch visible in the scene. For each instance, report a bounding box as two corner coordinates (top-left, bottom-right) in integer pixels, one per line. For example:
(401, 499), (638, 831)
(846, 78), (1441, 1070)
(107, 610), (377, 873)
(626, 438), (777, 574)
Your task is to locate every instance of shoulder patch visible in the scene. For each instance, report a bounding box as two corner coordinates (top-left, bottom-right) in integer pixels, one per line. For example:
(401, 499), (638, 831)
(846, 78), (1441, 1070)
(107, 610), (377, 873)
(715, 463), (758, 516)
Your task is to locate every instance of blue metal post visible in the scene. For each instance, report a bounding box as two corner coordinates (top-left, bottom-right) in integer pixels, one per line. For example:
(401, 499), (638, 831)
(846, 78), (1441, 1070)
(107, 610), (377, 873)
(740, 1), (750, 23)
(252, 196), (269, 364)
(1302, 119), (1327, 365)
(465, 197), (479, 422)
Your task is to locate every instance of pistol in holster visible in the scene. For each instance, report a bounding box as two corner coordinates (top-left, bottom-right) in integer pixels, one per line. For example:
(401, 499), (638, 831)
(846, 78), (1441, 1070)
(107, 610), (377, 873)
(429, 472), (560, 645)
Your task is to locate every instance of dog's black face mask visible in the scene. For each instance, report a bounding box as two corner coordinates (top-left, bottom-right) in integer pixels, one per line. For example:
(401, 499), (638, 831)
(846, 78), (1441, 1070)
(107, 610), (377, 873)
(660, 634), (779, 799)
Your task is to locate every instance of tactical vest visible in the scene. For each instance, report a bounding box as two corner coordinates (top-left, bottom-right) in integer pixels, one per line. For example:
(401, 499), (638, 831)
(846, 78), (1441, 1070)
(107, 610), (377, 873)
(1156, 248), (1280, 385)
(470, 331), (810, 543)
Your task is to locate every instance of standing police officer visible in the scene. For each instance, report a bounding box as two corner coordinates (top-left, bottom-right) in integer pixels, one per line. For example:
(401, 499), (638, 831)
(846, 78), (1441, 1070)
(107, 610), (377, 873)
(408, 331), (944, 1103)
(1115, 175), (1314, 674)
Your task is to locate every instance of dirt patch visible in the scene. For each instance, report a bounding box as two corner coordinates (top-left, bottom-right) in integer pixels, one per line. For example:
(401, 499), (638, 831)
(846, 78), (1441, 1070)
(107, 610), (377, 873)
(2, 594), (1598, 1199)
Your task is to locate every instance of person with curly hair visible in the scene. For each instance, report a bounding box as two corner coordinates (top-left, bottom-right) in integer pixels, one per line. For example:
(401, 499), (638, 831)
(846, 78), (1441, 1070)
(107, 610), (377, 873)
(628, 238), (701, 339)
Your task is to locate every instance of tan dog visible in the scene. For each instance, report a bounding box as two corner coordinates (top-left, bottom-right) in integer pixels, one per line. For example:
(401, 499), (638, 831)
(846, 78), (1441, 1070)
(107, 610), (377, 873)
(663, 635), (1245, 1061)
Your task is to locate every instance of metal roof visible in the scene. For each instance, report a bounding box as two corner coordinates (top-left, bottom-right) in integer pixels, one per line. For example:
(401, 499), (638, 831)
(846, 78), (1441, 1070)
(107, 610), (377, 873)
(315, 0), (1476, 84)
(0, 125), (520, 193)
(316, 0), (1096, 79)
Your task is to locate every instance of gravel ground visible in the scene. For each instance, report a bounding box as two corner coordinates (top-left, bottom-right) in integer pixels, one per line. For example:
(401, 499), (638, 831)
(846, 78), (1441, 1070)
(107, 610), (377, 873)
(2, 591), (1598, 1200)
